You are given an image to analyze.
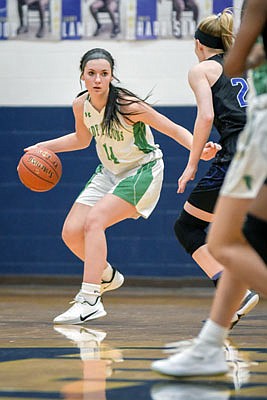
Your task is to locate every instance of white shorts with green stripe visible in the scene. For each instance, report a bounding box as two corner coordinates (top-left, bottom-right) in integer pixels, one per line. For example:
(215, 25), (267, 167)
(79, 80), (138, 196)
(221, 94), (267, 199)
(76, 158), (164, 219)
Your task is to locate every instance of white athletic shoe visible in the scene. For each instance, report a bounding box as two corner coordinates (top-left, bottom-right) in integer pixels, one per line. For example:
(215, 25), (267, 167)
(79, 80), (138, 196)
(53, 293), (107, 325)
(231, 290), (259, 328)
(101, 267), (124, 294)
(151, 340), (229, 377)
(150, 382), (230, 400)
(163, 338), (197, 354)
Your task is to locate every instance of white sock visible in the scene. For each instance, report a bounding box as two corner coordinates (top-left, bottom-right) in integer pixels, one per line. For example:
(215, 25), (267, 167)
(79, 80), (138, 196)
(198, 319), (228, 347)
(81, 283), (101, 301)
(101, 262), (113, 281)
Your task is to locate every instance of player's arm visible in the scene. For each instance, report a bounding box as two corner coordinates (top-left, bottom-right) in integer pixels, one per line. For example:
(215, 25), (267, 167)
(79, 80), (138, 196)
(246, 42), (266, 70)
(121, 94), (219, 160)
(185, 64), (214, 168)
(177, 64), (215, 193)
(24, 96), (92, 153)
(224, 0), (267, 76)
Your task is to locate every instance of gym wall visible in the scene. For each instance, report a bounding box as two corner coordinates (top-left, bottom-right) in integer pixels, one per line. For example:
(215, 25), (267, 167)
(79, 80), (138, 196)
(0, 39), (217, 281)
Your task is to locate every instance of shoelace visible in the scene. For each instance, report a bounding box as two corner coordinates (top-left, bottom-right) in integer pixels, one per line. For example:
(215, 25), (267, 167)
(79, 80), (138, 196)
(70, 294), (101, 306)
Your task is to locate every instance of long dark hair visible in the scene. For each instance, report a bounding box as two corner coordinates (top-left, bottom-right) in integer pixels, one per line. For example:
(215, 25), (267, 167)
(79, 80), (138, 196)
(79, 48), (150, 134)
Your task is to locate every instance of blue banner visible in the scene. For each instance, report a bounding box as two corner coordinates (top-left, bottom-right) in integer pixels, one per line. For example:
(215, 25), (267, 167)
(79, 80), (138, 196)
(136, 0), (157, 40)
(0, 0), (7, 40)
(3, 0), (236, 41)
(61, 0), (82, 40)
(213, 0), (233, 13)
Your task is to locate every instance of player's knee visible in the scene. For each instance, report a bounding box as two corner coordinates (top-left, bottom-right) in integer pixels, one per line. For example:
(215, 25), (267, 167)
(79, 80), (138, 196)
(62, 219), (82, 246)
(62, 221), (73, 246)
(243, 213), (267, 265)
(174, 210), (208, 255)
(83, 212), (104, 235)
(61, 220), (75, 245)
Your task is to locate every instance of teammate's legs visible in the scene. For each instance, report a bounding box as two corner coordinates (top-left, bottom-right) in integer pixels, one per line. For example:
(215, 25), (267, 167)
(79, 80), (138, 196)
(243, 183), (267, 264)
(208, 193), (267, 295)
(151, 192), (266, 378)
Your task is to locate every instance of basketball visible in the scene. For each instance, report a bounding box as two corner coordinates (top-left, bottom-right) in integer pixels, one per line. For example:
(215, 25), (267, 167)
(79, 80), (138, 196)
(17, 147), (62, 192)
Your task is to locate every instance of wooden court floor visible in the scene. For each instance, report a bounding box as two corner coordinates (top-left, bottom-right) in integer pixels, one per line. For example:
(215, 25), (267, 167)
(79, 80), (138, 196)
(0, 283), (266, 400)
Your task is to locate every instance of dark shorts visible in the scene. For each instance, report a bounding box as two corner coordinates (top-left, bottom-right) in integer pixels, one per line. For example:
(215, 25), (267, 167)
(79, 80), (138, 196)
(187, 161), (230, 214)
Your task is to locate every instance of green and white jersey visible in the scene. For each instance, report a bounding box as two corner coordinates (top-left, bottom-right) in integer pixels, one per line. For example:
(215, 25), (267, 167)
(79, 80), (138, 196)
(252, 37), (267, 96)
(83, 98), (163, 175)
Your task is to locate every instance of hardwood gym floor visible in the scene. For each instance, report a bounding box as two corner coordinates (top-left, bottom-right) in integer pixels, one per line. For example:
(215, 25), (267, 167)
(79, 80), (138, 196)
(0, 284), (266, 399)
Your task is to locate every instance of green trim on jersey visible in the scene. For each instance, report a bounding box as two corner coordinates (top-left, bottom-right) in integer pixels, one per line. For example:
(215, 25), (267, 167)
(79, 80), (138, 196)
(113, 160), (157, 205)
(133, 122), (156, 153)
(253, 37), (267, 96)
(253, 62), (267, 96)
(78, 164), (103, 196)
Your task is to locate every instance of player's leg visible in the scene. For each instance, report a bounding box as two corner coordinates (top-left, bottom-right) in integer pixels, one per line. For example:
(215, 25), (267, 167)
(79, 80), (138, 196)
(54, 194), (136, 325)
(174, 162), (228, 283)
(82, 193), (136, 283)
(174, 161), (259, 324)
(89, 0), (105, 36)
(62, 202), (88, 261)
(35, 0), (45, 38)
(54, 159), (164, 324)
(151, 197), (255, 378)
(177, 201), (223, 282)
(172, 0), (184, 22)
(106, 0), (120, 37)
(243, 183), (267, 264)
(17, 0), (28, 33)
(62, 168), (124, 295)
(185, 0), (199, 24)
(209, 194), (267, 295)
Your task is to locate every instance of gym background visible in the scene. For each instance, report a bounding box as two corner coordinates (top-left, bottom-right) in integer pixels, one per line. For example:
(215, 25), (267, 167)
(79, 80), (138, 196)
(0, 0), (243, 283)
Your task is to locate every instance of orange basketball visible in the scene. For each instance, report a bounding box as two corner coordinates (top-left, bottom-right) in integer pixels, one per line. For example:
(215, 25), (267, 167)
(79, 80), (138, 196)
(17, 147), (62, 192)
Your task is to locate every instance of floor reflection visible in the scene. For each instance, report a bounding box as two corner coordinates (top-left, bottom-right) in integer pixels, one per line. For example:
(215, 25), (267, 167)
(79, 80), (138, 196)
(150, 381), (231, 400)
(0, 287), (266, 399)
(54, 326), (123, 400)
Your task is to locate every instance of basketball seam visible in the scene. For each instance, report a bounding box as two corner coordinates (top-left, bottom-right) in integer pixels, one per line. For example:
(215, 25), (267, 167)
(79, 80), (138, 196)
(27, 154), (61, 179)
(21, 159), (56, 186)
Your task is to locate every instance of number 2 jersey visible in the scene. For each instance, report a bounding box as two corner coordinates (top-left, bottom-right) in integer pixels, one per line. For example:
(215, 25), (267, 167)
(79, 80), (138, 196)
(83, 96), (163, 175)
(209, 53), (248, 163)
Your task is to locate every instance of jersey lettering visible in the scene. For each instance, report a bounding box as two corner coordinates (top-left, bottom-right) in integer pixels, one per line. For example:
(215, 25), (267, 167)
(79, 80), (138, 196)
(103, 144), (120, 164)
(231, 78), (249, 108)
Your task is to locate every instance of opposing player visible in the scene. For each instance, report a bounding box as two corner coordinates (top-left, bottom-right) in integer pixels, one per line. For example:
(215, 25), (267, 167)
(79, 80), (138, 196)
(24, 48), (220, 325)
(173, 8), (258, 326)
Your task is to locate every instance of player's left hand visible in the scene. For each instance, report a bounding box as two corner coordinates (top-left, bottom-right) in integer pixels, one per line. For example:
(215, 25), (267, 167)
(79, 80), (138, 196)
(201, 141), (222, 161)
(177, 164), (197, 194)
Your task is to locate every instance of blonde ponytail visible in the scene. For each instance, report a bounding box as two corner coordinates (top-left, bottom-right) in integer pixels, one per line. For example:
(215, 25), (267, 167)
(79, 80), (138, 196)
(197, 8), (234, 52)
